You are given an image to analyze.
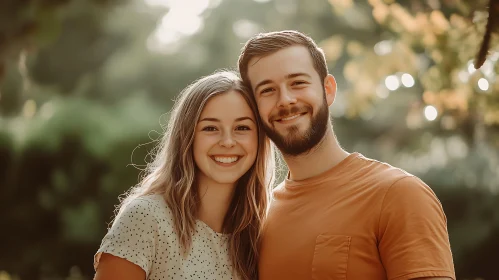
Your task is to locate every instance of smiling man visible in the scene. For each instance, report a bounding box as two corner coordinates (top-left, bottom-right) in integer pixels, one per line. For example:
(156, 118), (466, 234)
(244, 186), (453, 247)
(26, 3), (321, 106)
(238, 30), (455, 280)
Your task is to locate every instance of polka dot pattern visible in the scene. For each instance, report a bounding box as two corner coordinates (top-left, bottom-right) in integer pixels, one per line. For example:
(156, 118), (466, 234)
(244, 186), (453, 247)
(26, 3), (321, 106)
(94, 194), (237, 279)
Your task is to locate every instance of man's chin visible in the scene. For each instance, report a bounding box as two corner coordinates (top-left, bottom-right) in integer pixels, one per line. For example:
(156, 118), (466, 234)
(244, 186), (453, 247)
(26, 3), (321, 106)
(273, 132), (306, 144)
(274, 123), (307, 135)
(266, 123), (324, 156)
(273, 137), (315, 156)
(263, 123), (317, 154)
(264, 99), (330, 156)
(272, 133), (310, 147)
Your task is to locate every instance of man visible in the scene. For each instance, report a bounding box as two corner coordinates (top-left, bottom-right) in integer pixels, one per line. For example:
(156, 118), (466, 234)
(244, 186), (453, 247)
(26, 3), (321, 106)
(238, 30), (455, 280)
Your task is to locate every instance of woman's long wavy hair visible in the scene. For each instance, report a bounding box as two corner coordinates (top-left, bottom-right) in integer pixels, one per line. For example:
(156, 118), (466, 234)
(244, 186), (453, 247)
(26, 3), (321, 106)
(115, 70), (275, 280)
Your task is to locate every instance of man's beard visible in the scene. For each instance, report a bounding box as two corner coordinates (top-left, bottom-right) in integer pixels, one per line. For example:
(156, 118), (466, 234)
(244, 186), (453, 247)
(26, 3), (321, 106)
(262, 97), (329, 156)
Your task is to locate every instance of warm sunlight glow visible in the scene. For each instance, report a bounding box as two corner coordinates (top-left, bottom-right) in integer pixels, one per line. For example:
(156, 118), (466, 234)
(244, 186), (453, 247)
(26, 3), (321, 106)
(144, 0), (171, 7)
(163, 12), (203, 36)
(233, 20), (260, 39)
(146, 0), (210, 52)
(424, 105), (438, 121)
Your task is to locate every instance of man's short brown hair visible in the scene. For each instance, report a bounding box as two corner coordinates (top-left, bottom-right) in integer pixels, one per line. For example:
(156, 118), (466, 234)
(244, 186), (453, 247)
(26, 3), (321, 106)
(238, 30), (329, 88)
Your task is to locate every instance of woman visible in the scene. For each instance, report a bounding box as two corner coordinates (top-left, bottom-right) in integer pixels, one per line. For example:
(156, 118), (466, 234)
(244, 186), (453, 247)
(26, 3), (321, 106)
(94, 71), (275, 280)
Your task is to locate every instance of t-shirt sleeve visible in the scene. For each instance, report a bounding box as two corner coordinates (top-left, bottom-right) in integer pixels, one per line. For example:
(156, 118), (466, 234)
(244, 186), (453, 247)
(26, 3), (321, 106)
(94, 198), (158, 277)
(378, 176), (455, 280)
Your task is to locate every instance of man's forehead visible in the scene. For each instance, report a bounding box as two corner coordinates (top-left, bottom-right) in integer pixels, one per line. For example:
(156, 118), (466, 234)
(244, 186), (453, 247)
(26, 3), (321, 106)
(248, 45), (311, 68)
(247, 47), (316, 86)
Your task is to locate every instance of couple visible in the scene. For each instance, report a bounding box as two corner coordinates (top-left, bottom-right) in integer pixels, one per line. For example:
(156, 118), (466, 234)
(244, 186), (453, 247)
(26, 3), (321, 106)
(93, 31), (455, 280)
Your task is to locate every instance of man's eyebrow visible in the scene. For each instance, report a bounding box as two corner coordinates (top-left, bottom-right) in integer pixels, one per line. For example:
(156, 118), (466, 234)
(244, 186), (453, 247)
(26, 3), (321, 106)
(254, 80), (273, 92)
(286, 72), (311, 79)
(198, 117), (255, 123)
(254, 73), (312, 92)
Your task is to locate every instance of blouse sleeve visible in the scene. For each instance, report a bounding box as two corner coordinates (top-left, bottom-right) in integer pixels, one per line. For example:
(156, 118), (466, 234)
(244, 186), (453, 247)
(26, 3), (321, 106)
(94, 198), (158, 277)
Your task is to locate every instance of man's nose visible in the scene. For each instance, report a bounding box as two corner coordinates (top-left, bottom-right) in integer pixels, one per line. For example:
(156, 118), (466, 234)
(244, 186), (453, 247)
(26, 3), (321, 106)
(276, 87), (297, 108)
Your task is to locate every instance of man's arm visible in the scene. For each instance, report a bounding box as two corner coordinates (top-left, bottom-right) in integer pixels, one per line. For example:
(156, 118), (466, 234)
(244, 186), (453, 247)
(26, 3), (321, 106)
(414, 278), (453, 280)
(378, 176), (456, 280)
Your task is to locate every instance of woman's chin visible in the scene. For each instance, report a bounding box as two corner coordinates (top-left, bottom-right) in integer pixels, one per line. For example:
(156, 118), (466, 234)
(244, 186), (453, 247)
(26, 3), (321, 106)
(210, 173), (246, 186)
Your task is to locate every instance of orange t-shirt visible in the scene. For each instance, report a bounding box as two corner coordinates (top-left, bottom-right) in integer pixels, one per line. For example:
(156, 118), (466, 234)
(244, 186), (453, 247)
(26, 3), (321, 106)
(259, 153), (455, 280)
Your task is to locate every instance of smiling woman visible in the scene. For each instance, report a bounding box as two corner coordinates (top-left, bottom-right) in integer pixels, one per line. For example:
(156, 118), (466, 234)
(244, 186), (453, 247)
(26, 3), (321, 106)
(194, 91), (258, 187)
(93, 70), (275, 280)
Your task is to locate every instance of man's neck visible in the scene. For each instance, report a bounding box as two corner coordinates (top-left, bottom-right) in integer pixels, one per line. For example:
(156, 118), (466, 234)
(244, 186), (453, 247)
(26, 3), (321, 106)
(283, 127), (350, 181)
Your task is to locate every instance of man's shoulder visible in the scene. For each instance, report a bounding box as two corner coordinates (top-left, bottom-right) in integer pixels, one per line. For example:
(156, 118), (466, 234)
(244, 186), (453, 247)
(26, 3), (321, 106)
(269, 154), (426, 195)
(355, 154), (416, 185)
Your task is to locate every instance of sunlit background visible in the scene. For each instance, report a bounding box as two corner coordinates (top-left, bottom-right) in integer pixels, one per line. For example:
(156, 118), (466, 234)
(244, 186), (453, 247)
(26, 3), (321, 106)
(0, 0), (498, 279)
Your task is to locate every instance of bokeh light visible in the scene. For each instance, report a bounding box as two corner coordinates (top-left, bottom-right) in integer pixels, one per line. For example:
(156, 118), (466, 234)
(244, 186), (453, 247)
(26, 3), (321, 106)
(374, 40), (392, 56)
(401, 73), (415, 87)
(478, 78), (490, 91)
(467, 60), (477, 74)
(424, 105), (438, 121)
(384, 75), (400, 91)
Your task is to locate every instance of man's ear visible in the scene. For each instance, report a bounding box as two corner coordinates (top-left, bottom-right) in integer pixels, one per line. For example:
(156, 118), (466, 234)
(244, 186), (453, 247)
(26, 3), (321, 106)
(324, 74), (337, 106)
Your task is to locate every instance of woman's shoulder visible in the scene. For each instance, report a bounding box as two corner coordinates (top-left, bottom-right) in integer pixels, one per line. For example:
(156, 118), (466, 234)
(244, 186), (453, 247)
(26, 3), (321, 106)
(132, 193), (168, 210)
(116, 194), (174, 227)
(95, 194), (171, 277)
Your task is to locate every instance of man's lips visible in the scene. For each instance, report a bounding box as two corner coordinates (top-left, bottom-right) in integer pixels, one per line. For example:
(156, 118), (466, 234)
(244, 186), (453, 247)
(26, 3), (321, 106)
(273, 112), (308, 122)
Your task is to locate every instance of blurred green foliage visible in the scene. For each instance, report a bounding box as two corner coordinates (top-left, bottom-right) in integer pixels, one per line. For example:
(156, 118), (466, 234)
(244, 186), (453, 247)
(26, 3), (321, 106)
(0, 0), (498, 279)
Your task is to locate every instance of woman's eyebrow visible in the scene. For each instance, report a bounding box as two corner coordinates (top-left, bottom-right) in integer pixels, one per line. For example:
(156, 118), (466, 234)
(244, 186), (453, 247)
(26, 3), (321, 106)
(199, 117), (255, 123)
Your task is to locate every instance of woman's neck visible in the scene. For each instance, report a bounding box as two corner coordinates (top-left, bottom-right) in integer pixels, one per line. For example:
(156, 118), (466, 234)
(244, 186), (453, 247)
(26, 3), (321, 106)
(197, 178), (236, 233)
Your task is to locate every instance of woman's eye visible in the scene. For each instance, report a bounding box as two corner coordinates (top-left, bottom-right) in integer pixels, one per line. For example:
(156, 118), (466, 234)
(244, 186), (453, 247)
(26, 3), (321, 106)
(236, 125), (251, 131)
(202, 126), (217, 131)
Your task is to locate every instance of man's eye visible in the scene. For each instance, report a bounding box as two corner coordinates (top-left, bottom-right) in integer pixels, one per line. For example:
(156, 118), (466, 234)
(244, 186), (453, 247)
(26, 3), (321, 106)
(260, 88), (274, 94)
(292, 81), (307, 86)
(202, 126), (217, 131)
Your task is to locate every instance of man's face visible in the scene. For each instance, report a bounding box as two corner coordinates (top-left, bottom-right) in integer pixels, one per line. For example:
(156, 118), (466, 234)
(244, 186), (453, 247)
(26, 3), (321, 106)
(247, 45), (335, 156)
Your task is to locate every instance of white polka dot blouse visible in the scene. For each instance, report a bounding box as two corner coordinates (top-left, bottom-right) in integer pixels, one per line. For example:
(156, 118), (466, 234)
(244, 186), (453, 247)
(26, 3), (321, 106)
(94, 194), (238, 279)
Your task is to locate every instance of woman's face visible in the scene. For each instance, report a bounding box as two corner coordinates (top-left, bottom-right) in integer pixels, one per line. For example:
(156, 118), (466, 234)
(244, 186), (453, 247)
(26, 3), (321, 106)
(193, 90), (258, 186)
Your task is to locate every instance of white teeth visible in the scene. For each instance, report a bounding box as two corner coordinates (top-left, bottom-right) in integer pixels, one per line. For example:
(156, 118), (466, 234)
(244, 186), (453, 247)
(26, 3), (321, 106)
(214, 156), (239, 163)
(281, 114), (300, 121)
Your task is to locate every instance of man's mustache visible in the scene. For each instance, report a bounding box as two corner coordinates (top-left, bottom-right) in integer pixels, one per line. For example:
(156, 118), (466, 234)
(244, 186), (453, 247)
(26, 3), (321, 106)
(269, 106), (311, 122)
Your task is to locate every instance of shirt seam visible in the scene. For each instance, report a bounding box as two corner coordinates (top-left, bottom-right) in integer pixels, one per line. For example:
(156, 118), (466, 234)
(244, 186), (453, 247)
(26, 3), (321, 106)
(376, 175), (414, 243)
